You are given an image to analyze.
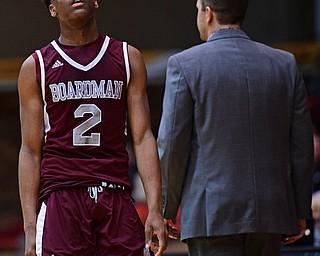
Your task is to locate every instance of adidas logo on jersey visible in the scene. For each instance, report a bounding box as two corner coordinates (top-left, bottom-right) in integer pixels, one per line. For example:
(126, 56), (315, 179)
(52, 60), (64, 69)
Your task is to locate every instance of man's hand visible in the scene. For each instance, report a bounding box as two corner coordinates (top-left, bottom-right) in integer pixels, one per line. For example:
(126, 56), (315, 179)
(164, 219), (180, 240)
(282, 219), (306, 245)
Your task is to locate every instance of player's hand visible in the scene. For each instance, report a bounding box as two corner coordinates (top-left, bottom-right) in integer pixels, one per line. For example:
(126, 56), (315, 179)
(144, 211), (168, 256)
(24, 229), (37, 256)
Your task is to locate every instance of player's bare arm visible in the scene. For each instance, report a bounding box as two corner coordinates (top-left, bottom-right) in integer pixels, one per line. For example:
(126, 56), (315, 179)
(18, 55), (44, 256)
(127, 45), (168, 255)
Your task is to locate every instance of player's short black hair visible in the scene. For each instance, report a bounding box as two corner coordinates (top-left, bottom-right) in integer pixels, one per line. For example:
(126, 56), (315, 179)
(42, 0), (51, 9)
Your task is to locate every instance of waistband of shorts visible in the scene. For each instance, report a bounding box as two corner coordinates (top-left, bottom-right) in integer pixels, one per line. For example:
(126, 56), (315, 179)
(101, 181), (126, 191)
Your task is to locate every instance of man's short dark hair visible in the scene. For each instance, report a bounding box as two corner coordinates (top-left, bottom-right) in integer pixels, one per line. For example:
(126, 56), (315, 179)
(42, 0), (51, 9)
(201, 0), (249, 25)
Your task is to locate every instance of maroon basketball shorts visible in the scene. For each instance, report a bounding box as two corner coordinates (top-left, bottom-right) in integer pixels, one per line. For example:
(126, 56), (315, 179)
(35, 186), (145, 256)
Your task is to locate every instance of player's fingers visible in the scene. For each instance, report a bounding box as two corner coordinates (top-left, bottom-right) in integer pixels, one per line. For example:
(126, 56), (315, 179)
(145, 225), (153, 247)
(155, 231), (168, 256)
(155, 245), (165, 256)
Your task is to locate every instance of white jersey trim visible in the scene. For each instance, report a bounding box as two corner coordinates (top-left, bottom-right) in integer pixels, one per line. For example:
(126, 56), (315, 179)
(50, 36), (111, 72)
(35, 50), (46, 101)
(123, 42), (130, 135)
(36, 202), (47, 256)
(35, 50), (51, 140)
(123, 42), (130, 87)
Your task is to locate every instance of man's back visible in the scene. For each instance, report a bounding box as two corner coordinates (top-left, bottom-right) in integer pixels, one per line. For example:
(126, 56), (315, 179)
(159, 28), (314, 240)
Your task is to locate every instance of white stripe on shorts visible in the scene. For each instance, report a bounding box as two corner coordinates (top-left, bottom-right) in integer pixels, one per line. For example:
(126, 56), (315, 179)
(36, 202), (47, 256)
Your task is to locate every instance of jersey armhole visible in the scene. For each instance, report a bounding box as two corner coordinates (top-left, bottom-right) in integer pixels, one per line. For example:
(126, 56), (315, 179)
(35, 50), (46, 101)
(34, 50), (51, 139)
(32, 52), (41, 88)
(123, 42), (130, 87)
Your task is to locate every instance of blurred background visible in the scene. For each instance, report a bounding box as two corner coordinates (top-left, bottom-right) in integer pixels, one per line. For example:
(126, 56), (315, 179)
(0, 0), (319, 255)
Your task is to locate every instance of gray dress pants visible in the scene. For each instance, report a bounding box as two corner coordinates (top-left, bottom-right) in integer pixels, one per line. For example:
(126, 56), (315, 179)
(186, 233), (282, 256)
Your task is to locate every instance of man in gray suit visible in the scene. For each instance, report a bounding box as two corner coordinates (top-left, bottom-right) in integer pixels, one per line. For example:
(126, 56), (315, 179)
(157, 0), (314, 255)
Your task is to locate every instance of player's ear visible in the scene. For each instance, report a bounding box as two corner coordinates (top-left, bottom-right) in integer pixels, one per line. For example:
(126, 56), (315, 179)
(49, 3), (57, 17)
(94, 0), (99, 9)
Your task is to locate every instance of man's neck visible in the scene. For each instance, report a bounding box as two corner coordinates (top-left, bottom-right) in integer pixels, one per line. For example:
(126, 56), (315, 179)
(206, 24), (240, 41)
(208, 24), (241, 37)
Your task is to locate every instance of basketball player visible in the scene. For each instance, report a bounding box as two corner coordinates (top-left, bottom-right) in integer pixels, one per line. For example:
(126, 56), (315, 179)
(18, 0), (167, 255)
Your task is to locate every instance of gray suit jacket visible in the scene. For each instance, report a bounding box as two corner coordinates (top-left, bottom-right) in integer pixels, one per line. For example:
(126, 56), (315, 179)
(157, 29), (314, 241)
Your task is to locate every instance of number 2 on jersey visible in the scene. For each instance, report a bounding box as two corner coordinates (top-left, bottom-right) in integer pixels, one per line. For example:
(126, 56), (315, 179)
(73, 104), (101, 146)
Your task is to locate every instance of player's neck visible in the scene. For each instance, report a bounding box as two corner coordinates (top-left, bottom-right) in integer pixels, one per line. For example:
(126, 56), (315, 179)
(58, 21), (100, 46)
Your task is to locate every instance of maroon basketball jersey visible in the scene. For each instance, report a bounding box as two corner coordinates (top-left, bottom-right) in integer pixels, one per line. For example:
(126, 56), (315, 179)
(33, 34), (131, 199)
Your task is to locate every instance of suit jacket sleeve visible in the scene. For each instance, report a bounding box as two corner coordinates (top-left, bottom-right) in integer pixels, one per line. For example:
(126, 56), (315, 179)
(158, 55), (193, 219)
(290, 63), (314, 219)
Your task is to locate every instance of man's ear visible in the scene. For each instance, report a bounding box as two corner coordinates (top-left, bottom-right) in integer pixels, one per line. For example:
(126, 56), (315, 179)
(205, 6), (213, 23)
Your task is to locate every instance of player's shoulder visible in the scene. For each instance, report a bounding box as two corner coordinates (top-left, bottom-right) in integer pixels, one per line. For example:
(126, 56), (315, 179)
(106, 36), (142, 62)
(34, 41), (56, 55)
(20, 54), (36, 73)
(127, 44), (146, 72)
(127, 44), (143, 60)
